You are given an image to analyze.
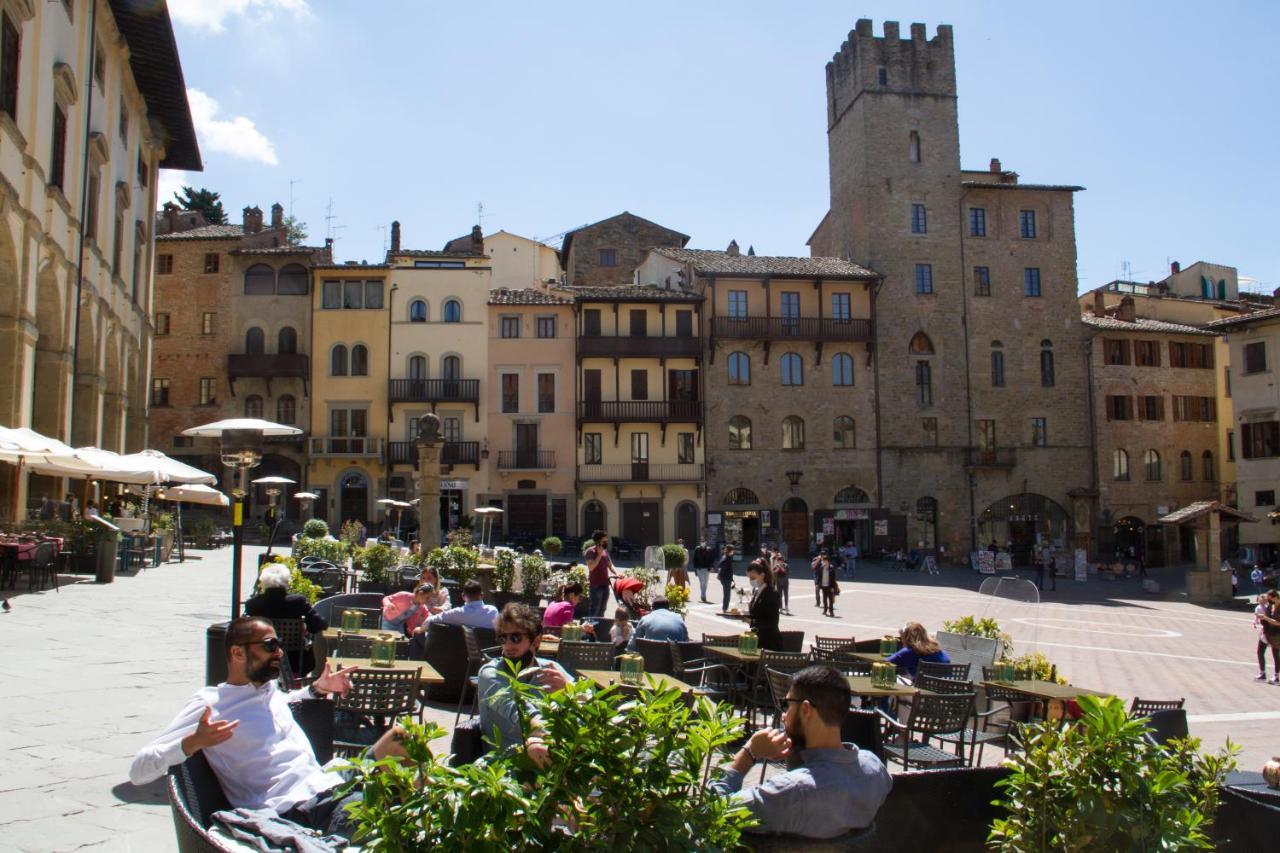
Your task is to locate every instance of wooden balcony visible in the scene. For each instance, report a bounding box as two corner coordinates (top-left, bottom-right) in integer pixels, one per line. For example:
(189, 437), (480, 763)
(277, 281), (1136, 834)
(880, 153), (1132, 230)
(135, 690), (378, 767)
(578, 336), (702, 359)
(387, 440), (480, 470)
(309, 436), (383, 457)
(576, 400), (703, 423)
(578, 462), (703, 483)
(227, 353), (310, 379)
(967, 448), (1017, 468)
(388, 378), (480, 405)
(710, 316), (872, 342)
(496, 450), (556, 470)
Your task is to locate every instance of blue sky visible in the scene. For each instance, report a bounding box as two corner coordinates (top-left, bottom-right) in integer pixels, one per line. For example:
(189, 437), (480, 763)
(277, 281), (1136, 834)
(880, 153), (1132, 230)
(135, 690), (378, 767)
(164, 0), (1279, 294)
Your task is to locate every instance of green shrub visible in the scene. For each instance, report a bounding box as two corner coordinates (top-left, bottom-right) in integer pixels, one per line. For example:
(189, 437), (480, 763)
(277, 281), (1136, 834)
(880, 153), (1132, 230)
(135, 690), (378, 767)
(151, 512), (174, 531)
(543, 561), (585, 598)
(427, 544), (478, 585)
(519, 552), (549, 597)
(256, 556), (324, 604)
(990, 695), (1236, 852)
(354, 543), (399, 586)
(339, 520), (364, 553)
(295, 536), (348, 564)
(189, 517), (217, 546)
(661, 542), (688, 569)
(492, 547), (517, 592)
(1010, 650), (1066, 685)
(942, 614), (1015, 660)
(342, 677), (753, 850)
(540, 536), (563, 556)
(302, 518), (330, 539)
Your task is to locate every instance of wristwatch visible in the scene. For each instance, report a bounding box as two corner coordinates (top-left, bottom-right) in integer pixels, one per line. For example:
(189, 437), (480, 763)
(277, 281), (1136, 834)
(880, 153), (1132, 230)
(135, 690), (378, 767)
(308, 683), (326, 700)
(744, 744), (759, 764)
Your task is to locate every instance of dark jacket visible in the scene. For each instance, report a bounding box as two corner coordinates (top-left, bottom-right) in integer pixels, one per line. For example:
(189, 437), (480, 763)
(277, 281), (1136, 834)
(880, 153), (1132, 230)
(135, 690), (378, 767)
(245, 589), (328, 635)
(715, 553), (735, 583)
(692, 544), (713, 570)
(749, 584), (783, 650)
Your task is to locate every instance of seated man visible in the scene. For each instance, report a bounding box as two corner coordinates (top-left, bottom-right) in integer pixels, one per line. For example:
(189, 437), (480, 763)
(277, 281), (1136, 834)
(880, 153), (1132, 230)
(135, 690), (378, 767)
(425, 579), (499, 630)
(626, 596), (688, 650)
(707, 664), (892, 840)
(129, 617), (408, 841)
(477, 602), (571, 752)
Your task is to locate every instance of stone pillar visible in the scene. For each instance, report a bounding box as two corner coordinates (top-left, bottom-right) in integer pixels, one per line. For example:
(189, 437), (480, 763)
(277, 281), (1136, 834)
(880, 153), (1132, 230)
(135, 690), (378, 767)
(414, 413), (443, 550)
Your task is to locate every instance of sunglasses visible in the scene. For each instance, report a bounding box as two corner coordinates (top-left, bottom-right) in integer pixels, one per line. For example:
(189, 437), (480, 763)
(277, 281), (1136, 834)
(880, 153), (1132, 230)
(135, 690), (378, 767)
(242, 638), (282, 653)
(497, 633), (529, 644)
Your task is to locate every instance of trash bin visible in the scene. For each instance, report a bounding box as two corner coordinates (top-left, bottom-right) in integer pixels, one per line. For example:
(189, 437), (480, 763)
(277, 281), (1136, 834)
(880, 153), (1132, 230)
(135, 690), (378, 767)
(95, 536), (118, 583)
(206, 621), (229, 685)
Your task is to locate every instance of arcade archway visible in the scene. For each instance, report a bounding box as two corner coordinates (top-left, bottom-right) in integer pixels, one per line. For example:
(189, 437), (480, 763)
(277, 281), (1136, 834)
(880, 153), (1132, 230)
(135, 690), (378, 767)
(977, 493), (1071, 567)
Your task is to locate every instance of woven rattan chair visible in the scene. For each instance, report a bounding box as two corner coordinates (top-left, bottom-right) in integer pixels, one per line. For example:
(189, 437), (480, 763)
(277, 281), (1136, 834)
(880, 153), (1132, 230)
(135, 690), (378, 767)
(670, 639), (737, 704)
(1130, 697), (1185, 717)
(333, 668), (420, 757)
(634, 637), (675, 675)
(878, 692), (975, 771)
(338, 633), (373, 658)
(557, 640), (615, 676)
(811, 635), (856, 655)
(701, 633), (739, 647)
(270, 617), (307, 680)
(917, 660), (971, 682)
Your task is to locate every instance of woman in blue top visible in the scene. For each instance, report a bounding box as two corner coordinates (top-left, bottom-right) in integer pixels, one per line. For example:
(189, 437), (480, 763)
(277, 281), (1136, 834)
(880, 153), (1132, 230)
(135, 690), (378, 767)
(887, 621), (950, 678)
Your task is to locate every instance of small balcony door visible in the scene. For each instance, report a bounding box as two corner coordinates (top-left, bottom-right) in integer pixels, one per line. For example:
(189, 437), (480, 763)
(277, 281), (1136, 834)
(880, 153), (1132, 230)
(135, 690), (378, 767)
(583, 369), (602, 419)
(630, 432), (649, 481)
(515, 423), (539, 468)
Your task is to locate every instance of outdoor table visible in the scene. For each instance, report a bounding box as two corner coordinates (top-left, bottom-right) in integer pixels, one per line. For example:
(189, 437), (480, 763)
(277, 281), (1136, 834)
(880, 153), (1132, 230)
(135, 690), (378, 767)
(326, 656), (444, 685)
(979, 679), (1108, 719)
(537, 637), (559, 658)
(321, 627), (409, 643)
(848, 651), (893, 664)
(577, 668), (697, 694)
(703, 645), (761, 665)
(847, 676), (921, 699)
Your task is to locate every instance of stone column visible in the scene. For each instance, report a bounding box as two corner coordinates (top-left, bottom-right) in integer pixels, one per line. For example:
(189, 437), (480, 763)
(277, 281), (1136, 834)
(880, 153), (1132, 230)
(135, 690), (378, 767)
(414, 413), (443, 550)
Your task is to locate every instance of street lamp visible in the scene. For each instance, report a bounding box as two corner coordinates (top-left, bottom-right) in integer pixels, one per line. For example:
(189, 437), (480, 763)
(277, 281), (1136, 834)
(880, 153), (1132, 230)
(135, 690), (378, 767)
(785, 469), (803, 490)
(252, 475), (295, 557)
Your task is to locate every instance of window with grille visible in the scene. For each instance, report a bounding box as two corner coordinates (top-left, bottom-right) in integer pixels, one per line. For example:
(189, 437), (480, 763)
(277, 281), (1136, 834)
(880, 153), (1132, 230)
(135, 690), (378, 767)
(911, 204), (927, 234)
(1202, 451), (1215, 481)
(974, 267), (990, 296)
(1180, 451), (1193, 481)
(277, 395), (296, 425)
(244, 395), (263, 419)
(969, 207), (986, 237)
(1019, 210), (1037, 238)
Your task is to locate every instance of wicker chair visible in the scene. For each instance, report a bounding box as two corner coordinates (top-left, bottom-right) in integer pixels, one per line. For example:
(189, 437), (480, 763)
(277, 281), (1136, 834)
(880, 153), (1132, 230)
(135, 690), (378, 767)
(270, 617), (308, 681)
(811, 636), (856, 655)
(916, 674), (1006, 764)
(878, 692), (975, 771)
(764, 666), (795, 727)
(917, 661), (971, 682)
(338, 633), (373, 658)
(456, 626), (486, 724)
(557, 639), (616, 676)
(634, 637), (675, 675)
(333, 668), (420, 756)
(670, 640), (737, 704)
(702, 633), (739, 647)
(1130, 697), (1185, 717)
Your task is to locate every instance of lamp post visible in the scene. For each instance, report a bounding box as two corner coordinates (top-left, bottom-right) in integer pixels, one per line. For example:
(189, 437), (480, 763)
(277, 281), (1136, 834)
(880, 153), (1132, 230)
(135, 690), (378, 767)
(294, 491), (319, 521)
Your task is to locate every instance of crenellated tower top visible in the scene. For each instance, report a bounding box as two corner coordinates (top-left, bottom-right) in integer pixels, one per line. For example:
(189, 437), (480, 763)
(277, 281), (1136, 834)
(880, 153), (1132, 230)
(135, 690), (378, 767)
(825, 19), (955, 130)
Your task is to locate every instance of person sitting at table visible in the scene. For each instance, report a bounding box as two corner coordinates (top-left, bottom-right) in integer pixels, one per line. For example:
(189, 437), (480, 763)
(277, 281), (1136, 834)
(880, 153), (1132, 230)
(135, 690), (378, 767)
(706, 664), (892, 840)
(626, 596), (688, 649)
(414, 566), (451, 613)
(746, 559), (784, 650)
(83, 501), (100, 520)
(477, 602), (572, 753)
(542, 582), (584, 630)
(245, 563), (328, 673)
(426, 579), (499, 630)
(381, 582), (436, 638)
(129, 617), (409, 841)
(887, 621), (950, 679)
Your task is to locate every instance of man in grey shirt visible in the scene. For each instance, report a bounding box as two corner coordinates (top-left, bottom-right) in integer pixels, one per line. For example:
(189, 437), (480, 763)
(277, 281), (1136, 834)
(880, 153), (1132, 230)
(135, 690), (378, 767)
(708, 664), (892, 840)
(626, 597), (688, 650)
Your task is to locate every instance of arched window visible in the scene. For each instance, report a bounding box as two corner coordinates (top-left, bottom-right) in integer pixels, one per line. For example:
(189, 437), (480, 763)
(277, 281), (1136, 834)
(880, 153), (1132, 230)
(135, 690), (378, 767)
(244, 327), (265, 355)
(780, 352), (803, 386)
(1180, 450), (1193, 481)
(442, 355), (461, 380)
(277, 263), (308, 295)
(330, 344), (348, 376)
(1040, 341), (1055, 387)
(443, 299), (462, 322)
(909, 332), (934, 354)
(1113, 449), (1129, 481)
(1144, 449), (1161, 481)
(782, 415), (805, 450)
(909, 130), (922, 163)
(724, 487), (760, 506)
(276, 394), (296, 425)
(408, 355), (427, 380)
(243, 394), (263, 419)
(990, 341), (1005, 387)
(1202, 451), (1215, 481)
(834, 485), (870, 504)
(409, 299), (427, 322)
(727, 352), (750, 386)
(833, 416), (855, 449)
(278, 326), (297, 354)
(351, 344), (369, 376)
(831, 353), (854, 386)
(728, 415), (752, 450)
(244, 263), (274, 295)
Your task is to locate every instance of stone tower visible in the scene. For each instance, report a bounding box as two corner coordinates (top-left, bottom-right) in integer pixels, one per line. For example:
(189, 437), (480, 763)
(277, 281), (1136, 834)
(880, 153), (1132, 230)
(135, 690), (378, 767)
(812, 19), (1094, 560)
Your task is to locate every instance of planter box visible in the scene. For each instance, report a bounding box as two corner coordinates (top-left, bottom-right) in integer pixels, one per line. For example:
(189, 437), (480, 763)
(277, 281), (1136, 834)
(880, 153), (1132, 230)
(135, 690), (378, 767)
(357, 580), (389, 595)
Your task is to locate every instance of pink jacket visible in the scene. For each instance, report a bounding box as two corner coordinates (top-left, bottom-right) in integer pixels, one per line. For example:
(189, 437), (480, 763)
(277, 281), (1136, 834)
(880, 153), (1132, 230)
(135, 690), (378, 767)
(381, 591), (431, 634)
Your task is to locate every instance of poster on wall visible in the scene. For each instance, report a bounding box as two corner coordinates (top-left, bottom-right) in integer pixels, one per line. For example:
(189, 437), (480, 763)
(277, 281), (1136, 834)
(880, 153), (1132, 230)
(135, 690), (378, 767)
(1074, 548), (1088, 582)
(822, 518), (835, 535)
(874, 519), (889, 537)
(972, 551), (996, 574)
(995, 552), (1013, 573)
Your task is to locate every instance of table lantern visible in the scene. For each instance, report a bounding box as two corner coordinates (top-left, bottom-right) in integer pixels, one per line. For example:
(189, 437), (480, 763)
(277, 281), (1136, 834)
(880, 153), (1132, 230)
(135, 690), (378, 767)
(619, 652), (645, 685)
(739, 631), (758, 655)
(872, 661), (896, 688)
(879, 635), (898, 657)
(1015, 663), (1033, 682)
(561, 621), (584, 642)
(370, 633), (398, 667)
(997, 662), (1016, 683)
(341, 609), (364, 632)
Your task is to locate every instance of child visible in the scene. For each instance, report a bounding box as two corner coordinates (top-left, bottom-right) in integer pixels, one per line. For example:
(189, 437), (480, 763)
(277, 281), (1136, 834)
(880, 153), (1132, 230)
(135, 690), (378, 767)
(609, 607), (633, 650)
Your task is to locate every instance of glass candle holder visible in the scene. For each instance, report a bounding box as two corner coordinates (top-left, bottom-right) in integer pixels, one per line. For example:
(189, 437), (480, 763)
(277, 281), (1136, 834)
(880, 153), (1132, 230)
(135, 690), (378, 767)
(872, 662), (896, 688)
(340, 609), (363, 633)
(738, 631), (758, 655)
(879, 635), (898, 657)
(619, 653), (645, 685)
(370, 633), (397, 667)
(561, 621), (583, 642)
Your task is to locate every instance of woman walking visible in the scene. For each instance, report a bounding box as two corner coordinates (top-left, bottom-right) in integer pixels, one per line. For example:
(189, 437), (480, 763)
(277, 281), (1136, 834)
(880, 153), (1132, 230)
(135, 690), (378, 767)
(1256, 590), (1280, 684)
(746, 558), (783, 651)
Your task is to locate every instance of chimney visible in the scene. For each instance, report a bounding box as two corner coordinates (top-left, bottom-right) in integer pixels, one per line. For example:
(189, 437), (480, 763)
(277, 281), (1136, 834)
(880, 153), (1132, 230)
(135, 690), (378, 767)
(1117, 296), (1136, 323)
(324, 238), (334, 261)
(163, 202), (179, 233)
(1170, 260), (1180, 275)
(1092, 291), (1105, 317)
(470, 224), (483, 255)
(747, 245), (755, 256)
(242, 205), (263, 234)
(390, 221), (401, 253)
(989, 158), (1002, 174)
(726, 239), (740, 257)
(270, 203), (283, 229)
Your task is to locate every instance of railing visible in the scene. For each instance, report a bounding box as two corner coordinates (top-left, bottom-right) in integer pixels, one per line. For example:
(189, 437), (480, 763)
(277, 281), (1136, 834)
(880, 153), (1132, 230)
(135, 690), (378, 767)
(496, 450), (556, 470)
(578, 336), (702, 358)
(967, 448), (1017, 468)
(387, 441), (480, 468)
(710, 316), (872, 342)
(227, 353), (309, 379)
(578, 462), (704, 483)
(310, 437), (384, 457)
(576, 400), (704, 422)
(388, 378), (480, 404)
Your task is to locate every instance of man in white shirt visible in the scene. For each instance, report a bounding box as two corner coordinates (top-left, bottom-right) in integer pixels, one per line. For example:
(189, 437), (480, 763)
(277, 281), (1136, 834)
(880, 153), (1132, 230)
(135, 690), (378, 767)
(130, 617), (407, 839)
(426, 579), (499, 630)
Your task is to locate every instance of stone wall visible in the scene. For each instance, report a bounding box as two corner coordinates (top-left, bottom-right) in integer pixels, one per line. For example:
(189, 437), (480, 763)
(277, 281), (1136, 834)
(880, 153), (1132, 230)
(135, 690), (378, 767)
(565, 213), (686, 286)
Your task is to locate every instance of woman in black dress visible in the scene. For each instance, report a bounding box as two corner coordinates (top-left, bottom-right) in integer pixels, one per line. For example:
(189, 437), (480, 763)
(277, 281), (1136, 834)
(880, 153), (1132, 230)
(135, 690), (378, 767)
(747, 558), (783, 651)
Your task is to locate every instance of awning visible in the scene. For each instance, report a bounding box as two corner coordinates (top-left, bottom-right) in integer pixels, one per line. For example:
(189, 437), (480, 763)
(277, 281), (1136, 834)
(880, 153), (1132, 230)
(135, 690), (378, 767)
(1158, 501), (1259, 525)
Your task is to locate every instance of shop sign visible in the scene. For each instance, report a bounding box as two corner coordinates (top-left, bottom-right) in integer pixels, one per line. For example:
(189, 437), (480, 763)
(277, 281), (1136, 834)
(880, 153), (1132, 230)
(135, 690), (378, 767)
(761, 510), (772, 527)
(707, 512), (722, 525)
(834, 509), (869, 520)
(439, 480), (468, 491)
(874, 519), (888, 536)
(1008, 513), (1039, 522)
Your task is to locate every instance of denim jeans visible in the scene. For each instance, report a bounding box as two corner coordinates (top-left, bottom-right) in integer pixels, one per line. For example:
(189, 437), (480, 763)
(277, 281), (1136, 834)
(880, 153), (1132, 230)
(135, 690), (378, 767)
(588, 584), (609, 618)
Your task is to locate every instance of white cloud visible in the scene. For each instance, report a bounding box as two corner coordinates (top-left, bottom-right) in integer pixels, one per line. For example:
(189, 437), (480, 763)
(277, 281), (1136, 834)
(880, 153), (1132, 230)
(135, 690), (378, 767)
(156, 169), (190, 212)
(186, 88), (279, 166)
(169, 0), (311, 34)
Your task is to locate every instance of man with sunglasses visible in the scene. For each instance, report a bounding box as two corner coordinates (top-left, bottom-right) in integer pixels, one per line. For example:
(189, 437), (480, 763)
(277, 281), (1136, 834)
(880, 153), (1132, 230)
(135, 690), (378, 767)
(707, 664), (891, 841)
(477, 602), (572, 753)
(130, 617), (408, 840)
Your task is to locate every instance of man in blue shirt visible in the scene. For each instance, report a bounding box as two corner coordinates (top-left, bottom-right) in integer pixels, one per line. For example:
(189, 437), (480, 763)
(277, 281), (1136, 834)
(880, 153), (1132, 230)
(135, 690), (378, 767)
(708, 664), (892, 840)
(626, 597), (688, 649)
(426, 580), (499, 630)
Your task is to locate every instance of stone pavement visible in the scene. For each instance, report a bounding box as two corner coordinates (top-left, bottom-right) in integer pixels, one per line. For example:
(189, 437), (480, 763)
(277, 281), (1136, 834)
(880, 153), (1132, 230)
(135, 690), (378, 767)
(1, 550), (1272, 851)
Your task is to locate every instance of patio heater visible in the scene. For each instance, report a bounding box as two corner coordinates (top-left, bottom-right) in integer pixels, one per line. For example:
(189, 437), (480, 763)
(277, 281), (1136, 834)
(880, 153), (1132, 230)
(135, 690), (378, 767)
(294, 491), (319, 521)
(252, 475), (295, 558)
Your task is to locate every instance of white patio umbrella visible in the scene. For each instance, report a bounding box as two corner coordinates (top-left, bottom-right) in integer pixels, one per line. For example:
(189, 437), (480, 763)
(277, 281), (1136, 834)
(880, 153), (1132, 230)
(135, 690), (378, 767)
(0, 426), (102, 519)
(473, 506), (504, 548)
(115, 449), (217, 485)
(130, 483), (229, 507)
(181, 418), (304, 438)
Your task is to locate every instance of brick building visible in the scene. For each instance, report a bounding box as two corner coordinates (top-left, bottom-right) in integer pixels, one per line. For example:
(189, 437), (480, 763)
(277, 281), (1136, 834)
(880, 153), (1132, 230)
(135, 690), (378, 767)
(558, 212), (688, 287)
(807, 20), (1094, 563)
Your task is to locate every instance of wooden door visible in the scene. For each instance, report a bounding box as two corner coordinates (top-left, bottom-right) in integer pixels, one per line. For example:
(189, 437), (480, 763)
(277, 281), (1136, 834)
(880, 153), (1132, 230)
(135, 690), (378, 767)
(623, 502), (661, 547)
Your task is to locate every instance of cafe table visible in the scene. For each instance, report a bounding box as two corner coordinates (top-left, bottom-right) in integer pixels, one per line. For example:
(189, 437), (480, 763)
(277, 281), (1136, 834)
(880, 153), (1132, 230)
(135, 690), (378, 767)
(979, 679), (1109, 719)
(537, 637), (560, 658)
(576, 668), (697, 694)
(326, 656), (445, 686)
(703, 645), (761, 665)
(847, 651), (894, 664)
(846, 675), (922, 700)
(321, 626), (408, 642)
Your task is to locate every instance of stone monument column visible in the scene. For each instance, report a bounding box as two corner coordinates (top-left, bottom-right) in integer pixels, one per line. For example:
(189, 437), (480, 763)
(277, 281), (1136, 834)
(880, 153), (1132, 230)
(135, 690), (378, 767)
(414, 413), (443, 550)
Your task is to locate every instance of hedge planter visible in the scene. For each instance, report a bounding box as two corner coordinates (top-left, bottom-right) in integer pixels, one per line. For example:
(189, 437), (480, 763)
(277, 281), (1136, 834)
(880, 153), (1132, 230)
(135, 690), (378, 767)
(357, 580), (389, 595)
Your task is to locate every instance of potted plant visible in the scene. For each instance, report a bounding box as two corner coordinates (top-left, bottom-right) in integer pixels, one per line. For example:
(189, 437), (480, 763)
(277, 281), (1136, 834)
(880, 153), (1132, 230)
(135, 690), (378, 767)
(295, 536), (348, 565)
(301, 518), (330, 540)
(664, 582), (691, 615)
(189, 516), (217, 549)
(491, 547), (519, 608)
(518, 551), (549, 601)
(354, 543), (398, 593)
(541, 536), (563, 556)
(152, 512), (175, 562)
(661, 542), (688, 574)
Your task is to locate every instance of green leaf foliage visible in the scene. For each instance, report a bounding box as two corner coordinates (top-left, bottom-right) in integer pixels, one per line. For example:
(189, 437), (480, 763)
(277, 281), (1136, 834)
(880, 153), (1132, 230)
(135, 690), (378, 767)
(172, 186), (227, 224)
(541, 536), (563, 556)
(354, 543), (399, 585)
(942, 614), (1015, 660)
(989, 695), (1237, 852)
(294, 536), (348, 564)
(661, 542), (688, 569)
(302, 518), (330, 539)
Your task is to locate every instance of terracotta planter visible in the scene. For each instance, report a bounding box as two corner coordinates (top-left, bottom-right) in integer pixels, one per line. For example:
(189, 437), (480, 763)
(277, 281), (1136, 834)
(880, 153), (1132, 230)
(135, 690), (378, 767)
(1263, 756), (1280, 789)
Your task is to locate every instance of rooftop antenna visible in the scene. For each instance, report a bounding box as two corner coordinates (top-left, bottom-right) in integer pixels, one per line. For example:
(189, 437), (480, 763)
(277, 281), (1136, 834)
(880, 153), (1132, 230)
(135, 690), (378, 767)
(324, 197), (339, 240)
(477, 201), (489, 230)
(288, 178), (301, 218)
(1121, 260), (1132, 281)
(376, 224), (388, 253)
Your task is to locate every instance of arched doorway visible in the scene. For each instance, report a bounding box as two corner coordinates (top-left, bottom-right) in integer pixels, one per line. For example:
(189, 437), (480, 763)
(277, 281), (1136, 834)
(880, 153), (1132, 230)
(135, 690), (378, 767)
(339, 471), (370, 528)
(1113, 516), (1144, 561)
(723, 487), (761, 557)
(977, 493), (1071, 567)
(675, 501), (699, 545)
(582, 500), (606, 538)
(780, 497), (808, 557)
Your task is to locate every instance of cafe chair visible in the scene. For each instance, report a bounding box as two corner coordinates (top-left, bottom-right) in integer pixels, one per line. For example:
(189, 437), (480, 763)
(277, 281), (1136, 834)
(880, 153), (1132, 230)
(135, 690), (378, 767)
(634, 637), (675, 675)
(557, 640), (615, 677)
(841, 709), (886, 763)
(1141, 708), (1190, 746)
(916, 674), (1006, 765)
(702, 633), (740, 648)
(670, 640), (737, 704)
(31, 541), (58, 591)
(980, 666), (1043, 752)
(270, 617), (308, 677)
(333, 668), (420, 757)
(1129, 697), (1185, 717)
(338, 634), (374, 658)
(397, 565), (420, 591)
(811, 636), (857, 655)
(745, 651), (810, 727)
(765, 667), (795, 728)
(455, 626), (486, 725)
(917, 661), (971, 682)
(878, 692), (975, 771)
(778, 630), (807, 653)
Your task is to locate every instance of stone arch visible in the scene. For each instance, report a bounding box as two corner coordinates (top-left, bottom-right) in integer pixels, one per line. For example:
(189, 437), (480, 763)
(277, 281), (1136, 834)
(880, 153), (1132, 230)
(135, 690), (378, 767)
(31, 261), (70, 439)
(834, 485), (870, 505)
(909, 331), (934, 354)
(724, 487), (759, 506)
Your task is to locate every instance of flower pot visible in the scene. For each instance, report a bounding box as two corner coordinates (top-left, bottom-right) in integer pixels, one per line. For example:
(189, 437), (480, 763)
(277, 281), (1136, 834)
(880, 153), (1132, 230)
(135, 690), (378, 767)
(1264, 756), (1280, 789)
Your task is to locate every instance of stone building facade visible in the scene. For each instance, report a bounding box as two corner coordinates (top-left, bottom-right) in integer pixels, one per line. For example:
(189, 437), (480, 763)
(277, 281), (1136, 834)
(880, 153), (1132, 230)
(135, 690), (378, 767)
(0, 1), (199, 516)
(807, 19), (1094, 563)
(559, 212), (688, 287)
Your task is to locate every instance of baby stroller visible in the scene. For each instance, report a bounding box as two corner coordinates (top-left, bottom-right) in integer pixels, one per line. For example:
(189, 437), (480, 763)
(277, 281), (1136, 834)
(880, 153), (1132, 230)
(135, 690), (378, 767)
(609, 573), (650, 621)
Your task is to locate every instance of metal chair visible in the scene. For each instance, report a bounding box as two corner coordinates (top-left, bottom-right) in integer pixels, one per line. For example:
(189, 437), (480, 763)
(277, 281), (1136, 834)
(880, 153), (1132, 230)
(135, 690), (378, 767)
(777, 630), (806, 653)
(811, 636), (856, 655)
(1142, 709), (1189, 746)
(30, 542), (57, 591)
(878, 692), (975, 771)
(702, 633), (739, 647)
(316, 566), (347, 596)
(981, 666), (1043, 751)
(1130, 697), (1185, 717)
(456, 626), (486, 725)
(270, 617), (308, 679)
(634, 637), (675, 675)
(669, 639), (737, 704)
(333, 668), (420, 757)
(557, 639), (616, 676)
(745, 651), (810, 726)
(397, 565), (420, 591)
(764, 667), (795, 727)
(917, 661), (971, 682)
(338, 634), (373, 658)
(916, 674), (1006, 765)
